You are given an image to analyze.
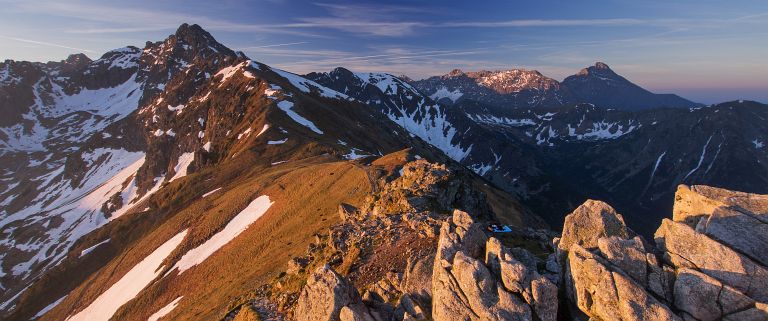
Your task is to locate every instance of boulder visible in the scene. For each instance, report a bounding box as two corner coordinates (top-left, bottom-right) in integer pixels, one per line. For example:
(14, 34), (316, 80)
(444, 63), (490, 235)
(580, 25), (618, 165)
(655, 219), (768, 301)
(531, 276), (558, 321)
(295, 265), (369, 321)
(558, 200), (628, 256)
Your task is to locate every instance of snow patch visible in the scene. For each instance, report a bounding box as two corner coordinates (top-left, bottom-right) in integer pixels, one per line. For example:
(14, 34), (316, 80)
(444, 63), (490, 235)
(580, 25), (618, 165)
(171, 196), (273, 273)
(66, 230), (188, 321)
(276, 100), (323, 134)
(169, 152), (194, 182)
(147, 297), (183, 321)
(79, 239), (111, 258)
(429, 86), (463, 103)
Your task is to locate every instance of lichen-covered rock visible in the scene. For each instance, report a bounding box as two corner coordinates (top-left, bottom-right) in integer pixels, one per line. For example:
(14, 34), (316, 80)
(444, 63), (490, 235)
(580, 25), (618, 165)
(558, 200), (628, 256)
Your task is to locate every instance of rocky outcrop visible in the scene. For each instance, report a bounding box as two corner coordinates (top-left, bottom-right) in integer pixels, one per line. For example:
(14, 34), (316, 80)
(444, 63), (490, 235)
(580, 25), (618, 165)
(295, 184), (767, 321)
(431, 210), (557, 321)
(560, 185), (768, 321)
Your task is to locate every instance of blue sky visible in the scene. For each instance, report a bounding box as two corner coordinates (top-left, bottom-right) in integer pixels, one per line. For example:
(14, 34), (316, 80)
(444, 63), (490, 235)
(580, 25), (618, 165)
(1, 0), (766, 103)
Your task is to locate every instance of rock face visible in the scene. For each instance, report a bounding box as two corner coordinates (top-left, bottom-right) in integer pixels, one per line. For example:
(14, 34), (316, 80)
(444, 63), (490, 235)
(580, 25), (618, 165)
(560, 185), (768, 321)
(430, 209), (557, 321)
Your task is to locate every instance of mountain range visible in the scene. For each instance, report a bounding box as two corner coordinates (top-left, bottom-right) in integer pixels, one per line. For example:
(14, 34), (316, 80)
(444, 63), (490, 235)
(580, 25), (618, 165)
(0, 23), (766, 321)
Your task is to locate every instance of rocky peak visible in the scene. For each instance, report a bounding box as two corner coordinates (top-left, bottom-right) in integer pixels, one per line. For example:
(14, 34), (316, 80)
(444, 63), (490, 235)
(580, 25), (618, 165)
(444, 68), (464, 78)
(467, 69), (560, 94)
(575, 61), (619, 79)
(62, 53), (92, 68)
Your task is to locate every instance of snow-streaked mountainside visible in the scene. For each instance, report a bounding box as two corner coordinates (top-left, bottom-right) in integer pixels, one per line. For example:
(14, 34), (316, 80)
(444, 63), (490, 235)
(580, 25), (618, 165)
(1, 23), (767, 321)
(0, 24), (538, 321)
(310, 66), (768, 236)
(411, 62), (701, 111)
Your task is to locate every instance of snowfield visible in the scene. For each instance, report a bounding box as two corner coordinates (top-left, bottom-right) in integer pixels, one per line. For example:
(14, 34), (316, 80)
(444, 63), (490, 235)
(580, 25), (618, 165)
(67, 230), (188, 321)
(171, 195), (274, 273)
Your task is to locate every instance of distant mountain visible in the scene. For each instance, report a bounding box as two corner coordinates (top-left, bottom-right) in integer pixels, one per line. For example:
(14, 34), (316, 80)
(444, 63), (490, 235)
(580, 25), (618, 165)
(315, 65), (768, 236)
(411, 68), (570, 109)
(561, 62), (701, 110)
(411, 62), (701, 111)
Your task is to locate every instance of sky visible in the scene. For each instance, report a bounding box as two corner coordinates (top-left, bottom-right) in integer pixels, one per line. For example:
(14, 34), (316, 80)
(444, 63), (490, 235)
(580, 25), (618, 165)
(1, 0), (766, 104)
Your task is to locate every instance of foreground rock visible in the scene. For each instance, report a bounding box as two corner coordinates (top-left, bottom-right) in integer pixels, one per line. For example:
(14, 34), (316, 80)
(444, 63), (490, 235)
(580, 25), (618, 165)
(293, 184), (768, 321)
(560, 185), (768, 321)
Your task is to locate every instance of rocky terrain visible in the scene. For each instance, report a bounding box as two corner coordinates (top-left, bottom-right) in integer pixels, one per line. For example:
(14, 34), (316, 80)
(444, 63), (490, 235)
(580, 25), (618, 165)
(276, 184), (768, 321)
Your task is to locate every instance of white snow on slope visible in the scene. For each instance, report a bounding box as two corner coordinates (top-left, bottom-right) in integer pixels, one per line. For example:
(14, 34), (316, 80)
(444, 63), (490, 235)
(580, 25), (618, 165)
(683, 135), (714, 181)
(79, 239), (111, 258)
(266, 64), (348, 99)
(202, 188), (222, 198)
(344, 148), (373, 160)
(256, 124), (270, 137)
(429, 86), (463, 103)
(147, 296), (183, 321)
(388, 104), (471, 161)
(267, 139), (287, 145)
(32, 295), (68, 319)
(0, 149), (151, 289)
(170, 195), (273, 273)
(753, 139), (764, 149)
(649, 151), (666, 183)
(203, 141), (212, 152)
(52, 74), (142, 120)
(67, 230), (188, 321)
(169, 152), (194, 182)
(276, 101), (323, 134)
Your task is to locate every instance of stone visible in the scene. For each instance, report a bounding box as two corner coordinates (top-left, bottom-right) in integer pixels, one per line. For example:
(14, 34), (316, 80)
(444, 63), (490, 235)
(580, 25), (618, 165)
(339, 305), (376, 321)
(655, 219), (768, 301)
(287, 256), (310, 275)
(567, 245), (679, 321)
(673, 185), (728, 227)
(566, 245), (623, 321)
(702, 206), (768, 266)
(558, 200), (628, 256)
(232, 305), (259, 321)
(295, 265), (365, 321)
(531, 276), (558, 321)
(673, 268), (754, 321)
(402, 253), (434, 313)
(597, 236), (647, 284)
(612, 271), (681, 321)
(339, 203), (358, 221)
(646, 253), (674, 302)
(685, 185), (768, 222)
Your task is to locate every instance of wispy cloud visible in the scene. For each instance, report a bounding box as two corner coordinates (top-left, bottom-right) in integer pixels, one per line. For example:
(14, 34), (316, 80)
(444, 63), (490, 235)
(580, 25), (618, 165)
(0, 35), (96, 53)
(240, 41), (310, 49)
